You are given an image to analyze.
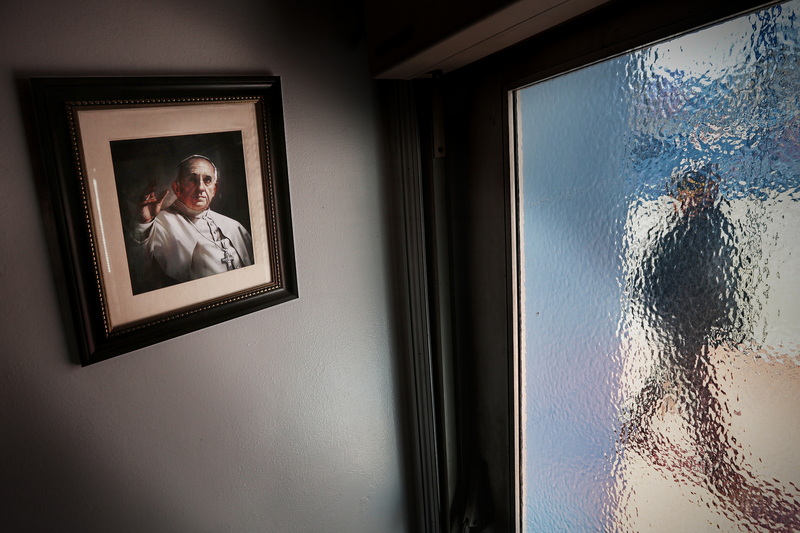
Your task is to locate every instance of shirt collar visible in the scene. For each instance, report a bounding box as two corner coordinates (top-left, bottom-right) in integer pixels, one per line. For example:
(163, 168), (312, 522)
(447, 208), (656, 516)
(171, 200), (209, 219)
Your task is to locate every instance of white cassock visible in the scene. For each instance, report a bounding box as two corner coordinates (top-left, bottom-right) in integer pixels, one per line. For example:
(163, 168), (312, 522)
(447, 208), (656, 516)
(132, 200), (254, 286)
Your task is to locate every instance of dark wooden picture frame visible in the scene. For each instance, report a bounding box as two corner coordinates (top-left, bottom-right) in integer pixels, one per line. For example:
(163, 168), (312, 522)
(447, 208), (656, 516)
(30, 76), (297, 365)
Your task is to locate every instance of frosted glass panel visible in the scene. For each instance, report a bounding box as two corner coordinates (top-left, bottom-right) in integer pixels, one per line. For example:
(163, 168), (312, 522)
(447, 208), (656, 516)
(516, 2), (800, 531)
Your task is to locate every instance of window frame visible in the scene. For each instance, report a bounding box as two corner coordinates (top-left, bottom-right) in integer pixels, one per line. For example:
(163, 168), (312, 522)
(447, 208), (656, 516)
(431, 0), (783, 531)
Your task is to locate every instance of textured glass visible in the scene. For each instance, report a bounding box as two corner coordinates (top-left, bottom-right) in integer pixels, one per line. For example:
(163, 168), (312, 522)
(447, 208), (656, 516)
(517, 2), (800, 531)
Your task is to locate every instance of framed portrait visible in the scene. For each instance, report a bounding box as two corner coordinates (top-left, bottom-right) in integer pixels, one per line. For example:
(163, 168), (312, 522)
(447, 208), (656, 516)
(30, 76), (298, 365)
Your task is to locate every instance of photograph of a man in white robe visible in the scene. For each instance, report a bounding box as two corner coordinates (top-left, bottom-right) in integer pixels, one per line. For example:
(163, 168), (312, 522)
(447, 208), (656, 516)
(112, 132), (254, 294)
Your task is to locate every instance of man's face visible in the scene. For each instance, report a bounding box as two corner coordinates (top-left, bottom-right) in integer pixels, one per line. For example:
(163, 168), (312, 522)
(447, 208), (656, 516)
(172, 158), (217, 211)
(676, 183), (717, 216)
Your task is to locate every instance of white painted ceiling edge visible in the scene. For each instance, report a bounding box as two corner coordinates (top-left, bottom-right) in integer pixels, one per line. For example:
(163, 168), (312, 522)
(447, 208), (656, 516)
(375, 0), (611, 79)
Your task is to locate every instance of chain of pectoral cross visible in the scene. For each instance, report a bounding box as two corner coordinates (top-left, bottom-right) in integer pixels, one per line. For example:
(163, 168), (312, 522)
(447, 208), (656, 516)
(185, 212), (238, 271)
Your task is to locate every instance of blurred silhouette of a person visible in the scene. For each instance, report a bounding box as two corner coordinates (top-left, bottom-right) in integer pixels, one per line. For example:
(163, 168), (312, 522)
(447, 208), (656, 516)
(620, 165), (800, 530)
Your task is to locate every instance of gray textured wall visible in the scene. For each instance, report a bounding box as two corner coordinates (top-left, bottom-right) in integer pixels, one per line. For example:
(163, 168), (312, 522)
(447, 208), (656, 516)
(0, 0), (409, 531)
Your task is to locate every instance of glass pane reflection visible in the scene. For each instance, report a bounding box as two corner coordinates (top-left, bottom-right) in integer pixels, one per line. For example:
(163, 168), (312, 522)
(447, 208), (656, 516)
(516, 2), (800, 531)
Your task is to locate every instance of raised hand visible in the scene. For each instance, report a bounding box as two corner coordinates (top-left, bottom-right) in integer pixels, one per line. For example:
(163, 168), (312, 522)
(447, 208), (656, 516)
(136, 181), (169, 223)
